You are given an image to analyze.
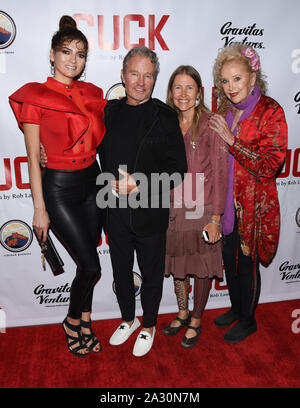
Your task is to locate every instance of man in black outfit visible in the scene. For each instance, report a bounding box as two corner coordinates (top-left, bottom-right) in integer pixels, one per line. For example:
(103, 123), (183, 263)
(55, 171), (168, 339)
(99, 46), (187, 357)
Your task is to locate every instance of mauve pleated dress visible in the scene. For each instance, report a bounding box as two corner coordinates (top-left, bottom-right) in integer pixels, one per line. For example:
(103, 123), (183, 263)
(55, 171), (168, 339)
(165, 113), (228, 280)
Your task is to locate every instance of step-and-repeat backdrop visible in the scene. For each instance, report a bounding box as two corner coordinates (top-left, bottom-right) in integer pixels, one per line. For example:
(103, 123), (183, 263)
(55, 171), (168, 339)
(0, 0), (299, 327)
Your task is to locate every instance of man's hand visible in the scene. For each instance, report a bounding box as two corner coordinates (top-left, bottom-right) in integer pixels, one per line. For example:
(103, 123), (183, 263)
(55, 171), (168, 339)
(110, 168), (138, 195)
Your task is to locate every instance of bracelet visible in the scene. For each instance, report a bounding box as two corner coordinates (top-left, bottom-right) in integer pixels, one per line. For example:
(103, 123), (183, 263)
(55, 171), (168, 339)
(210, 219), (221, 227)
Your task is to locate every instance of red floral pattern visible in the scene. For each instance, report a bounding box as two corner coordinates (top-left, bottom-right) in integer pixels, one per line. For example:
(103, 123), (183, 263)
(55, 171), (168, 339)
(229, 95), (288, 266)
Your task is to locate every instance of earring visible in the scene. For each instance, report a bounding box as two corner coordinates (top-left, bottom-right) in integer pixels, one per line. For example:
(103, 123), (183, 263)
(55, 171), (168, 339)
(50, 63), (54, 76)
(195, 98), (200, 107)
(80, 70), (86, 81)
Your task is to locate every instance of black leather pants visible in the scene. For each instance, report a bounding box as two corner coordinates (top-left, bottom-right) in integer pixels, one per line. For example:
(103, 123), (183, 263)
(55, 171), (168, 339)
(42, 161), (102, 319)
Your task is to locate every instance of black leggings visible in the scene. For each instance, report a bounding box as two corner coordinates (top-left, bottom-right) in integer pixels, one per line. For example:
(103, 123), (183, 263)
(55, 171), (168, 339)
(42, 161), (102, 319)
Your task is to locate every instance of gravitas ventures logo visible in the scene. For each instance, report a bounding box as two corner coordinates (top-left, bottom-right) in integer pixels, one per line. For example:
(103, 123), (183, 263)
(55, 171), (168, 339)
(279, 261), (300, 282)
(34, 283), (70, 306)
(220, 22), (264, 49)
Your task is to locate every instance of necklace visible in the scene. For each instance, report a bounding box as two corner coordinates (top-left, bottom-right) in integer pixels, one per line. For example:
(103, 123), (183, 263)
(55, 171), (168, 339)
(181, 120), (196, 149)
(190, 140), (196, 149)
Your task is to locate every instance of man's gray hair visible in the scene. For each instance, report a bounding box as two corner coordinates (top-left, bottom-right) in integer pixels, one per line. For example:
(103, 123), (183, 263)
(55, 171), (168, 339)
(122, 46), (160, 79)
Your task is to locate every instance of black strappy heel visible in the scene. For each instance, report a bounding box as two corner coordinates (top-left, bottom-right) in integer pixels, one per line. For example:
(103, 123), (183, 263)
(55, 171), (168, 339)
(62, 317), (89, 357)
(80, 319), (102, 353)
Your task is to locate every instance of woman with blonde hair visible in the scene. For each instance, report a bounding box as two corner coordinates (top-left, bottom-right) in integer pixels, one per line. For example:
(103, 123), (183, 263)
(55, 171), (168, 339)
(209, 45), (287, 342)
(163, 65), (228, 348)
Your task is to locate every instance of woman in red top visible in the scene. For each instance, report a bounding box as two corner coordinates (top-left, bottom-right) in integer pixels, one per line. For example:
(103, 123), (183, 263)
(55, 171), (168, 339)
(9, 16), (106, 357)
(209, 45), (287, 343)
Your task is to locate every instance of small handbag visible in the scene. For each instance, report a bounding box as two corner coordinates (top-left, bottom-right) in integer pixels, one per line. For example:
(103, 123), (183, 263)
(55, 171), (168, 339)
(34, 230), (64, 276)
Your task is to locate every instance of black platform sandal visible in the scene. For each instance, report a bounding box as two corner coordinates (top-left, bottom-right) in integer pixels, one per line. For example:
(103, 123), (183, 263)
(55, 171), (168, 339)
(62, 317), (89, 357)
(80, 319), (102, 353)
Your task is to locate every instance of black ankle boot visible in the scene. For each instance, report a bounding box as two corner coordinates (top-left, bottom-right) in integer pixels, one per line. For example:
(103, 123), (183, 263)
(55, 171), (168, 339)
(214, 309), (239, 328)
(224, 319), (257, 343)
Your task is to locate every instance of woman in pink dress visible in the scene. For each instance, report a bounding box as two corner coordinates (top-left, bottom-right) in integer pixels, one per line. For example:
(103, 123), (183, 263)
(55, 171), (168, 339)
(164, 66), (228, 348)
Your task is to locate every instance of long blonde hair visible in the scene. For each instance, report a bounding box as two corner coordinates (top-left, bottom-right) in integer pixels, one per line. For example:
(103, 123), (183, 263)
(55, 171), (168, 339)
(213, 45), (267, 113)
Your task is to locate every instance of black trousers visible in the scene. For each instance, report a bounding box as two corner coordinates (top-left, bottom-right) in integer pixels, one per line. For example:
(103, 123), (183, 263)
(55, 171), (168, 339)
(222, 216), (261, 322)
(42, 161), (102, 319)
(107, 208), (166, 328)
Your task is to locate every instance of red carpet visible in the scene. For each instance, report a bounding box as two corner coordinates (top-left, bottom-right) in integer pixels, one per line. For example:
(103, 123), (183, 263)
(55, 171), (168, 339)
(0, 299), (299, 389)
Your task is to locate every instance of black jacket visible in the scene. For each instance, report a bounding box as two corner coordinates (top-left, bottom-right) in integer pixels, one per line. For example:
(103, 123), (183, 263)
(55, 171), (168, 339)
(98, 97), (187, 236)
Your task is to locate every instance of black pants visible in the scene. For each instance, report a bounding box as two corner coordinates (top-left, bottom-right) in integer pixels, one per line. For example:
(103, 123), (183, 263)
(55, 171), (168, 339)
(222, 216), (261, 322)
(107, 208), (166, 328)
(42, 161), (102, 319)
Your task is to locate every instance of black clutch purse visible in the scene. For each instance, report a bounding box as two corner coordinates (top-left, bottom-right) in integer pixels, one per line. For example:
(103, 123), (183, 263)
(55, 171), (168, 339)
(34, 230), (64, 276)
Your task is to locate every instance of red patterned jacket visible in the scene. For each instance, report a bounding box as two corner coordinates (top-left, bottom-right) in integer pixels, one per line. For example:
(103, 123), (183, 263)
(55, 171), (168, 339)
(229, 95), (288, 266)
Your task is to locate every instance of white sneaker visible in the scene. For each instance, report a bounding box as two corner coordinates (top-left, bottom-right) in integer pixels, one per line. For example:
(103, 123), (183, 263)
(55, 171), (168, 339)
(132, 327), (156, 357)
(109, 317), (140, 346)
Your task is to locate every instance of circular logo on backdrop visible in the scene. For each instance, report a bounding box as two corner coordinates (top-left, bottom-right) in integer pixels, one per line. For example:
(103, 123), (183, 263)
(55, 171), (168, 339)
(0, 220), (33, 252)
(0, 11), (16, 49)
(133, 272), (142, 296)
(296, 208), (300, 229)
(112, 271), (142, 297)
(105, 83), (126, 101)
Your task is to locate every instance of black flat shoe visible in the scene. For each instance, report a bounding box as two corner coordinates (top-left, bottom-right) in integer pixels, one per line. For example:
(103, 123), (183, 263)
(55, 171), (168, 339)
(62, 317), (89, 358)
(181, 325), (202, 349)
(163, 312), (191, 336)
(80, 319), (102, 353)
(224, 319), (257, 343)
